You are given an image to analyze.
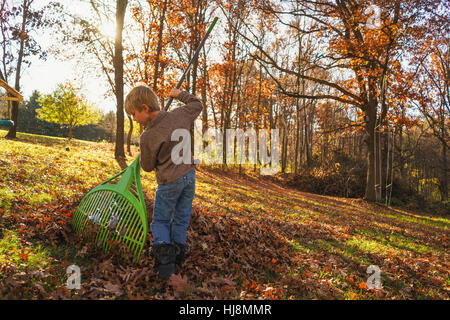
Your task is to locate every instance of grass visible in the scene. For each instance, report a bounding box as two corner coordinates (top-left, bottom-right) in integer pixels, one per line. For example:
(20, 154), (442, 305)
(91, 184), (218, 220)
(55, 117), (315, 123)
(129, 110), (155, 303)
(354, 229), (445, 255)
(1, 130), (449, 300)
(0, 230), (50, 271)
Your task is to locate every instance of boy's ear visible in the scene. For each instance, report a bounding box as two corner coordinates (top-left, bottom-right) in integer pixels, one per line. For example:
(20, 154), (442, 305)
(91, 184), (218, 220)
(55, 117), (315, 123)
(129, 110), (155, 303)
(141, 104), (150, 112)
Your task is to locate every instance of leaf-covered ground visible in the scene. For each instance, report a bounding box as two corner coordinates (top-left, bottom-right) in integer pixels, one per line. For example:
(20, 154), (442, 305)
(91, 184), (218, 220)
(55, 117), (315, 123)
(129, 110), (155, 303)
(0, 131), (449, 300)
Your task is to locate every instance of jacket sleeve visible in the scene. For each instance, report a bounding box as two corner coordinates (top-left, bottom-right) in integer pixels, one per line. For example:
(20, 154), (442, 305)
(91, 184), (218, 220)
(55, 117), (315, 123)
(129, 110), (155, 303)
(139, 133), (158, 172)
(174, 91), (203, 122)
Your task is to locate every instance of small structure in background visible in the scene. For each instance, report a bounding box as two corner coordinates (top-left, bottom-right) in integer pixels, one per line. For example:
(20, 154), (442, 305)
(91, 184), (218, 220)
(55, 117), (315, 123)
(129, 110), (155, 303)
(0, 79), (23, 128)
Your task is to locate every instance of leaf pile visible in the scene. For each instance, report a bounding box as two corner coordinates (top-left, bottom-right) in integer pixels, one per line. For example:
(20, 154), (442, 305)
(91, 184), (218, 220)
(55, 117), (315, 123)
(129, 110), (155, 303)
(0, 190), (334, 299)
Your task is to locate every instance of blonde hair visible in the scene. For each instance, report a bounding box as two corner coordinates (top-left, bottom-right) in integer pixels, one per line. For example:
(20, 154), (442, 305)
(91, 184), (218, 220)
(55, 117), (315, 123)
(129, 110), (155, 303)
(124, 83), (160, 115)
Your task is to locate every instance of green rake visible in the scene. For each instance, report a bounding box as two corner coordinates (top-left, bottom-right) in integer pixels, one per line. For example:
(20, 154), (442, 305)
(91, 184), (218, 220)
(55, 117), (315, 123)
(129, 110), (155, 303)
(72, 155), (147, 261)
(72, 17), (218, 263)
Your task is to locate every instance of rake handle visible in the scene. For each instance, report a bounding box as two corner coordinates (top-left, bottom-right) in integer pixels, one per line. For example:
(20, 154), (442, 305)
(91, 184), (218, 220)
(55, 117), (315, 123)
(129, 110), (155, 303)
(164, 17), (218, 111)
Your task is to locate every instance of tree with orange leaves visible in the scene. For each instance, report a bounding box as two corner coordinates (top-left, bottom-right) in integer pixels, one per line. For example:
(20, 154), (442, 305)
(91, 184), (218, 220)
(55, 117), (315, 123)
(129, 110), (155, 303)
(231, 0), (446, 201)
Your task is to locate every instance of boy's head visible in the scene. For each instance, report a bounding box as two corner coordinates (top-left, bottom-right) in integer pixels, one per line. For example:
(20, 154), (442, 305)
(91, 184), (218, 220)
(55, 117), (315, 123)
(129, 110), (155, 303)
(125, 83), (160, 117)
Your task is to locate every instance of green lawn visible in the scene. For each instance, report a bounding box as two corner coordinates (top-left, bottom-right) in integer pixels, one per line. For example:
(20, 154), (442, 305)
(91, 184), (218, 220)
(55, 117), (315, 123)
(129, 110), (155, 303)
(1, 130), (449, 300)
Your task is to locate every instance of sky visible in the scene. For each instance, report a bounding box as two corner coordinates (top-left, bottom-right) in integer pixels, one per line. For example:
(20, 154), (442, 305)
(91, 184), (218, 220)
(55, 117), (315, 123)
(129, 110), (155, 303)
(18, 0), (235, 115)
(19, 0), (225, 115)
(20, 0), (117, 113)
(22, 49), (116, 113)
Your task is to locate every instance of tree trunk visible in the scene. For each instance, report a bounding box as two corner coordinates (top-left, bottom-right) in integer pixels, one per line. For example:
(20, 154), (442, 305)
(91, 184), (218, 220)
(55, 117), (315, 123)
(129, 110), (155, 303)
(377, 130), (382, 201)
(113, 0), (128, 168)
(127, 115), (133, 156)
(190, 0), (206, 96)
(152, 0), (167, 91)
(254, 62), (262, 172)
(365, 133), (377, 201)
(294, 75), (300, 174)
(303, 101), (310, 169)
(6, 100), (19, 139)
(283, 126), (288, 173)
(364, 105), (377, 201)
(397, 123), (405, 180)
(6, 0), (28, 139)
(200, 49), (209, 138)
(440, 135), (448, 201)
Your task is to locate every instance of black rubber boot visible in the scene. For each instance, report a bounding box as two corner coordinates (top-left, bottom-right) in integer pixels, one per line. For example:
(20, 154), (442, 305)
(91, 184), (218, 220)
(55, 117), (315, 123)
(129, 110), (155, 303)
(174, 242), (189, 266)
(151, 243), (177, 280)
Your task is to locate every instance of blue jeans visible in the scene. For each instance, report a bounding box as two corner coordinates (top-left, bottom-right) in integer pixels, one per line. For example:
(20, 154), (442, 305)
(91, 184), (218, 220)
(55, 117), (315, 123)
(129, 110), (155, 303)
(151, 170), (195, 245)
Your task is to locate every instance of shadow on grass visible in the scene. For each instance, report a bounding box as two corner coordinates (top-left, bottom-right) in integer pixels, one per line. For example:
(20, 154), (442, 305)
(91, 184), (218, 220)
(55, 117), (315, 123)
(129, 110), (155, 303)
(197, 168), (449, 253)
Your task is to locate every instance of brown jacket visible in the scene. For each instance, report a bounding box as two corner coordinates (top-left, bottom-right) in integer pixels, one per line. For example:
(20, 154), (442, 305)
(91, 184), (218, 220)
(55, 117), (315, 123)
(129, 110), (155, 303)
(139, 91), (202, 185)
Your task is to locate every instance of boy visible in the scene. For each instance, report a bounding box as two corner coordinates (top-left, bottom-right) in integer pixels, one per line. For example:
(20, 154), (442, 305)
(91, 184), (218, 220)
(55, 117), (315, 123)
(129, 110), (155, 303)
(124, 83), (202, 280)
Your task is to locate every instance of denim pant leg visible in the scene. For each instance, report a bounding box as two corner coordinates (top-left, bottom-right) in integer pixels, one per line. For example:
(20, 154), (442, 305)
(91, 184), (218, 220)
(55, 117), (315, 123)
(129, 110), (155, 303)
(151, 178), (184, 245)
(171, 170), (195, 244)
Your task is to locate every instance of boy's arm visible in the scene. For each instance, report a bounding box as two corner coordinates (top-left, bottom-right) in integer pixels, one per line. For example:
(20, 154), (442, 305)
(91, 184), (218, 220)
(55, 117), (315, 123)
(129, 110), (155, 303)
(139, 133), (158, 172)
(173, 91), (203, 121)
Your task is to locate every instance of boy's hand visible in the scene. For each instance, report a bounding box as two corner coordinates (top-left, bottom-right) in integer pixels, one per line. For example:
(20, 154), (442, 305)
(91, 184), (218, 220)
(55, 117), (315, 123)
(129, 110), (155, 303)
(169, 88), (182, 99)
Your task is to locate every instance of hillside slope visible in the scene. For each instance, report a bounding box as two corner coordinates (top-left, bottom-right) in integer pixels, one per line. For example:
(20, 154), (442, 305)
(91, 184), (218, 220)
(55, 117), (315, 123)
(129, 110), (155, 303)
(1, 131), (449, 299)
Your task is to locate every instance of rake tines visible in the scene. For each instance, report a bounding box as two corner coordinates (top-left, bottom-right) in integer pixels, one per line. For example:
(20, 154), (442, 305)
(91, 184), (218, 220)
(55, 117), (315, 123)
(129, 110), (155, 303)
(72, 156), (148, 262)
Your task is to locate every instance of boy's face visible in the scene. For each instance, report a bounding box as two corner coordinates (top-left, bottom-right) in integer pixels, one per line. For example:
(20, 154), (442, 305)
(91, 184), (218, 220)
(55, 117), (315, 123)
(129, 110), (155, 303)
(130, 104), (152, 126)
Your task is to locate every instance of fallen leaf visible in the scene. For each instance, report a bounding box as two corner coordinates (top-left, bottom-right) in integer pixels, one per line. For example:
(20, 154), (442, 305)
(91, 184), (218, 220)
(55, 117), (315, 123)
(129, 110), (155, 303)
(168, 274), (190, 298)
(209, 277), (235, 287)
(104, 282), (124, 296)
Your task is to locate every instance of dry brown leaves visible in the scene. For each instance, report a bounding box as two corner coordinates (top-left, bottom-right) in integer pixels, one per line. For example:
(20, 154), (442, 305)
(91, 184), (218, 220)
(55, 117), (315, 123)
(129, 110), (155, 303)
(1, 183), (449, 300)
